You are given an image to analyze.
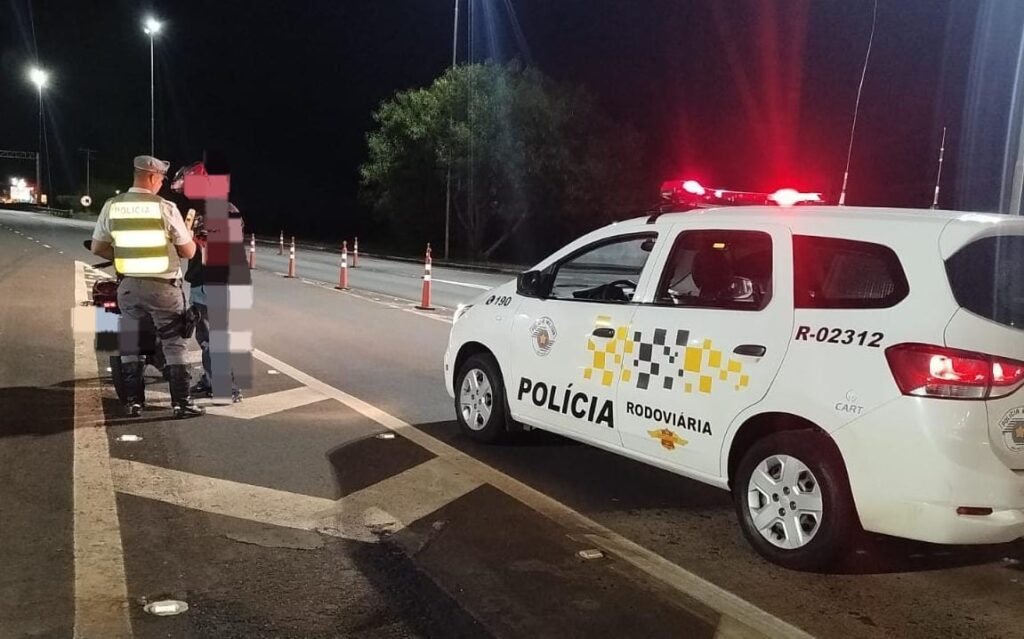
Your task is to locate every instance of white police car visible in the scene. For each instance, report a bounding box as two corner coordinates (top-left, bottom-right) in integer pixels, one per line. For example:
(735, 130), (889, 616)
(443, 199), (1024, 570)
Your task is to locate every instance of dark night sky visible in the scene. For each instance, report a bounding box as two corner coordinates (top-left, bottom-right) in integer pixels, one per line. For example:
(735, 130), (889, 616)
(0, 1), (982, 246)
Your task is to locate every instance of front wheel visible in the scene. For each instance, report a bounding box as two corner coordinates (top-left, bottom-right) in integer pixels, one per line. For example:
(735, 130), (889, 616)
(455, 354), (509, 444)
(733, 430), (860, 571)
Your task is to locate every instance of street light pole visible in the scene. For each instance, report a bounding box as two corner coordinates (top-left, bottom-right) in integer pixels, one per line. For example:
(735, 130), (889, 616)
(143, 17), (163, 155)
(149, 34), (155, 155)
(80, 148), (96, 197)
(444, 0), (459, 259)
(36, 86), (43, 198)
(27, 67), (49, 203)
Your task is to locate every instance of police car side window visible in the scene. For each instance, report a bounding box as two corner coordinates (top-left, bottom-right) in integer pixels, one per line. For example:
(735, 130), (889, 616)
(793, 235), (909, 309)
(654, 230), (773, 311)
(548, 234), (656, 303)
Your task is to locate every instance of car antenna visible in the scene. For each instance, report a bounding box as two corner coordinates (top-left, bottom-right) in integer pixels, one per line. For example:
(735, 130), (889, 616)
(838, 0), (879, 207)
(930, 126), (947, 209)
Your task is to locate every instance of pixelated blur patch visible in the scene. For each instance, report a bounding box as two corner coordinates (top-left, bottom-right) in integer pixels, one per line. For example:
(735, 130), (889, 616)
(184, 174), (230, 200)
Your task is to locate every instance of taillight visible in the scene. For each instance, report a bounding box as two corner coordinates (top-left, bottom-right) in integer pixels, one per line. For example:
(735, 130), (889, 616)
(886, 343), (1024, 400)
(991, 357), (1024, 398)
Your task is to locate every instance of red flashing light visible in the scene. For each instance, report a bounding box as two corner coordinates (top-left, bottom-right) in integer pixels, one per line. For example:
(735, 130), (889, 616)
(768, 189), (823, 207)
(660, 179), (824, 209)
(682, 180), (705, 196)
(885, 343), (1024, 400)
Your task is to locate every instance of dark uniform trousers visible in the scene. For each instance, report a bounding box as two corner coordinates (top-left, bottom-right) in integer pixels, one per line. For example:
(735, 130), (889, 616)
(117, 277), (190, 365)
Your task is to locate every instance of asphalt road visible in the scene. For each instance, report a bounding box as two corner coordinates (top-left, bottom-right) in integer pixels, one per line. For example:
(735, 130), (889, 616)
(2, 208), (1024, 639)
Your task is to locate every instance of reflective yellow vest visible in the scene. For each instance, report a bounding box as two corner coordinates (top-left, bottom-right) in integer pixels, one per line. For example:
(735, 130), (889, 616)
(107, 192), (179, 277)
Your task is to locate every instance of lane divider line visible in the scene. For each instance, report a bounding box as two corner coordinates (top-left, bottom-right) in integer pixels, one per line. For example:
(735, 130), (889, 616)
(71, 261), (132, 638)
(293, 275), (453, 324)
(432, 277), (493, 291)
(251, 348), (812, 639)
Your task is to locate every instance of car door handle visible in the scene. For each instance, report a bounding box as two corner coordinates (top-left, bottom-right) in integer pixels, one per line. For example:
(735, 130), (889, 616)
(734, 344), (766, 357)
(592, 327), (615, 338)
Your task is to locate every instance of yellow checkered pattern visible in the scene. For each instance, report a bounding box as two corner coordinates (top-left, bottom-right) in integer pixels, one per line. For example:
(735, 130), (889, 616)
(680, 339), (748, 394)
(583, 315), (635, 387)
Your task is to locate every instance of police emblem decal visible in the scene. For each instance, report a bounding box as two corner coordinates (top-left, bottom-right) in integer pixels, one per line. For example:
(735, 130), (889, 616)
(1000, 407), (1024, 452)
(647, 428), (688, 451)
(530, 317), (557, 356)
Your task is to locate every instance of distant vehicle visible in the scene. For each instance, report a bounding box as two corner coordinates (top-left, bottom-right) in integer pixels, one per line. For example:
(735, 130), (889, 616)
(443, 203), (1024, 570)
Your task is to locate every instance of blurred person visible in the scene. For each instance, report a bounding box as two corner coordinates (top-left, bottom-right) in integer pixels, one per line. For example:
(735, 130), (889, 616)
(170, 161), (243, 402)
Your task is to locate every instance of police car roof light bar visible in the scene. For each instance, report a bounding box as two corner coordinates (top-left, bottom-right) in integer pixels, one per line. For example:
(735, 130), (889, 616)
(656, 179), (823, 216)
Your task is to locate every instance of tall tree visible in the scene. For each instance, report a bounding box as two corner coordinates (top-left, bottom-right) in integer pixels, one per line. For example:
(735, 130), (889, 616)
(361, 62), (645, 261)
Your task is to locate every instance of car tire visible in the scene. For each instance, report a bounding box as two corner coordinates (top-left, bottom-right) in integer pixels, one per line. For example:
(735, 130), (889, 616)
(455, 353), (509, 444)
(733, 429), (859, 571)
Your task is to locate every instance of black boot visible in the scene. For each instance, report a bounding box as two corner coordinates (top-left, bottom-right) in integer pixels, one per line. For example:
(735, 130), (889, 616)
(168, 364), (206, 419)
(120, 360), (145, 417)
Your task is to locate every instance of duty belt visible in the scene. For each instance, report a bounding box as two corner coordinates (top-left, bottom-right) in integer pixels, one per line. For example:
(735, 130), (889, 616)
(124, 275), (182, 287)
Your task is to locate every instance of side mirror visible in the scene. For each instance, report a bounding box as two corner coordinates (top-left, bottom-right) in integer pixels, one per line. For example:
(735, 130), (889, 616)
(517, 270), (546, 298)
(83, 239), (92, 251)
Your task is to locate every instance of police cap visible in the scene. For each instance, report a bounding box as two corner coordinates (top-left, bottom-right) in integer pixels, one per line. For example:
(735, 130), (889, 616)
(133, 155), (170, 175)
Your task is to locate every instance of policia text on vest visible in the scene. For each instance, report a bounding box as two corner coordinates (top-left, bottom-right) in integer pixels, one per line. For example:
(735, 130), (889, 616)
(108, 194), (180, 277)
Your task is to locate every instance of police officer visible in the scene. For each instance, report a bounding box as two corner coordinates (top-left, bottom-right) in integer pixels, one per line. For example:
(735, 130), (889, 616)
(90, 155), (206, 418)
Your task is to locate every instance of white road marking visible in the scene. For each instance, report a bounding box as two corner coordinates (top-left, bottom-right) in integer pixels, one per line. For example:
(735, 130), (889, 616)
(294, 275), (453, 324)
(313, 457), (481, 539)
(204, 386), (327, 419)
(71, 261), (132, 638)
(110, 456), (480, 545)
(43, 243), (51, 248)
(432, 277), (492, 291)
(110, 458), (345, 534)
(252, 348), (812, 639)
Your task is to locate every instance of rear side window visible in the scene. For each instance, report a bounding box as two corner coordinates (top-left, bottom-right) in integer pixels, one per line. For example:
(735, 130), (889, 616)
(794, 236), (909, 309)
(946, 235), (1024, 330)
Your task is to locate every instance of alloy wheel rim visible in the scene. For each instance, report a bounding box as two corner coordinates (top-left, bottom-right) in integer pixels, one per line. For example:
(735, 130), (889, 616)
(746, 454), (824, 550)
(459, 368), (493, 431)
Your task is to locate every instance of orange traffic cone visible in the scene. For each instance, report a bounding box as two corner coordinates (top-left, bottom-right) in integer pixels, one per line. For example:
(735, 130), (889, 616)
(416, 243), (434, 310)
(353, 237), (359, 268)
(278, 230), (284, 255)
(336, 241), (350, 290)
(248, 232), (256, 269)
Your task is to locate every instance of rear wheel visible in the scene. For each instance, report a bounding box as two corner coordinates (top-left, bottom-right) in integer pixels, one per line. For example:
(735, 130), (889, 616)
(455, 354), (509, 444)
(733, 430), (859, 571)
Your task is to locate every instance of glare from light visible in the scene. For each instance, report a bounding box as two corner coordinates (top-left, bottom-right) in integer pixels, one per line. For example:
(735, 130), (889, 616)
(27, 67), (49, 89)
(682, 180), (705, 196)
(143, 17), (163, 35)
(769, 188), (823, 208)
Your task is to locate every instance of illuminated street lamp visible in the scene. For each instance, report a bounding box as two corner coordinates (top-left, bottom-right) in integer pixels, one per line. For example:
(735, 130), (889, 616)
(143, 16), (163, 155)
(27, 66), (49, 202)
